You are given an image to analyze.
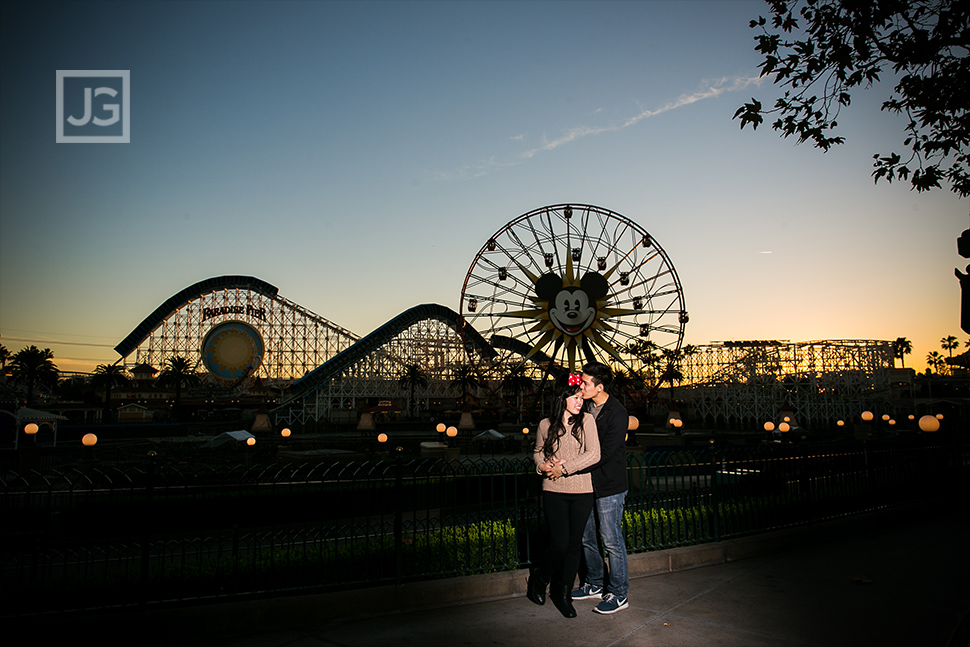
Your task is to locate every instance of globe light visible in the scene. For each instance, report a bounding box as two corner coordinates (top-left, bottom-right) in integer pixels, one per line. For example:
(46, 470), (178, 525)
(246, 437), (256, 446)
(764, 421), (775, 432)
(378, 433), (388, 443)
(446, 426), (458, 437)
(436, 423), (446, 433)
(673, 419), (683, 428)
(936, 413), (944, 420)
(522, 427), (529, 435)
(24, 423), (38, 435)
(861, 411), (874, 422)
(918, 415), (940, 432)
(783, 416), (791, 423)
(82, 433), (98, 447)
(888, 419), (896, 425)
(881, 414), (890, 421)
(837, 420), (845, 427)
(628, 416), (639, 431)
(908, 414), (915, 420)
(280, 428), (291, 438)
(779, 422), (790, 432)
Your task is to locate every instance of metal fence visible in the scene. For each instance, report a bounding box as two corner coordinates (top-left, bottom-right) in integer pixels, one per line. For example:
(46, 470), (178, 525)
(2, 436), (967, 617)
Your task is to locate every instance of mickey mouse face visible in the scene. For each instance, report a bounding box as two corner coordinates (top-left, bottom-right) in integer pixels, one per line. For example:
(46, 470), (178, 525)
(550, 288), (596, 335)
(535, 271), (610, 338)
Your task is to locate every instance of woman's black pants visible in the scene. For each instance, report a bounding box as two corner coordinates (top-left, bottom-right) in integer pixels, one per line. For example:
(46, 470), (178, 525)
(540, 491), (595, 587)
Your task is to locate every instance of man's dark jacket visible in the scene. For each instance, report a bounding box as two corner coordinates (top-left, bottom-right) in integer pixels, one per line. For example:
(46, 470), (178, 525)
(588, 394), (629, 497)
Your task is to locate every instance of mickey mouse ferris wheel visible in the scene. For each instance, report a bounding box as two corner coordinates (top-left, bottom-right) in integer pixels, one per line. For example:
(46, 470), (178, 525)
(460, 204), (688, 374)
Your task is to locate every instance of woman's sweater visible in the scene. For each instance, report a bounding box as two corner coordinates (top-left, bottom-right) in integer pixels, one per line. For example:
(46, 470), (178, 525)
(533, 411), (601, 494)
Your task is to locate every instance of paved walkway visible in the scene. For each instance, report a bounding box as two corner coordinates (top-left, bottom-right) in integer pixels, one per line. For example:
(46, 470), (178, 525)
(19, 505), (970, 647)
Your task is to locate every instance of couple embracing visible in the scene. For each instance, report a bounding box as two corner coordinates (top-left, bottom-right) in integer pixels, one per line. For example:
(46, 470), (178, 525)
(528, 362), (630, 618)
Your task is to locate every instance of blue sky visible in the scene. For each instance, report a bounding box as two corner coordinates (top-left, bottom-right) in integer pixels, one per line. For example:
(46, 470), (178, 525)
(1, 0), (967, 374)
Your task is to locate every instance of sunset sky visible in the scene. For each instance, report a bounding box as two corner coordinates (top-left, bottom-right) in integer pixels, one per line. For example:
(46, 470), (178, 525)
(1, 0), (967, 376)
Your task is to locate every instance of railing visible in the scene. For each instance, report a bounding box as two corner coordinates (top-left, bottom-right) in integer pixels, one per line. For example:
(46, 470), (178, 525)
(2, 436), (967, 617)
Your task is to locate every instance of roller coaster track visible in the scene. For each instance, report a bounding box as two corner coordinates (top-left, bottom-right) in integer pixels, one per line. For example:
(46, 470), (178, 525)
(283, 303), (495, 403)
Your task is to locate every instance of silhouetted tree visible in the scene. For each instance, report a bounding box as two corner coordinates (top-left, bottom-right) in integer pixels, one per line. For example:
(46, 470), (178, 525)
(657, 345), (697, 405)
(926, 350), (948, 375)
(941, 335), (959, 357)
(10, 345), (59, 406)
(92, 363), (131, 424)
(449, 364), (480, 409)
(612, 369), (638, 405)
(735, 0), (970, 196)
(500, 364), (533, 421)
(157, 356), (200, 420)
(398, 363), (429, 418)
(892, 337), (913, 368)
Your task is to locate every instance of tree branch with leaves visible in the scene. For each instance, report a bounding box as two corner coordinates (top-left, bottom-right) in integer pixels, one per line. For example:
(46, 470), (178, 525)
(735, 0), (970, 197)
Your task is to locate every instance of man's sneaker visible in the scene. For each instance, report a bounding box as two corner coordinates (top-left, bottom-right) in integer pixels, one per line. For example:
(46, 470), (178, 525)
(571, 583), (603, 600)
(593, 593), (629, 614)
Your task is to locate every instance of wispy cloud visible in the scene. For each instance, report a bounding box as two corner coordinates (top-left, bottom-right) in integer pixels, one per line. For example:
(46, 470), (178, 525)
(435, 75), (763, 180)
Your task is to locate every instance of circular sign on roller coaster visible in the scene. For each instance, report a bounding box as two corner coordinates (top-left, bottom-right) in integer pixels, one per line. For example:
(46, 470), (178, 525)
(460, 204), (687, 373)
(201, 320), (265, 382)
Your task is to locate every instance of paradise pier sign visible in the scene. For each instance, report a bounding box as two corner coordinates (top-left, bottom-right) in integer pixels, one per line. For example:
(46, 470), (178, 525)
(202, 305), (268, 322)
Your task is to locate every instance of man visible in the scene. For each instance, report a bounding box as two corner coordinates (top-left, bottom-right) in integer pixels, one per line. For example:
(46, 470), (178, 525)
(571, 361), (630, 614)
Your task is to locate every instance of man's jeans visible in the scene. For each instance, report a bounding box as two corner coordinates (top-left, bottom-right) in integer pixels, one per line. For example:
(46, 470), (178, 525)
(581, 491), (629, 598)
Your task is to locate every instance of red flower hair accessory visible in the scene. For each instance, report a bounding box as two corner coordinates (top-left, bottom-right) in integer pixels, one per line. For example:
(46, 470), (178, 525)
(567, 373), (581, 387)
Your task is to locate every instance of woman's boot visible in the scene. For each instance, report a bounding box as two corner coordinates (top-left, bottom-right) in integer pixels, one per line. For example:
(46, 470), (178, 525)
(550, 584), (576, 618)
(527, 568), (548, 606)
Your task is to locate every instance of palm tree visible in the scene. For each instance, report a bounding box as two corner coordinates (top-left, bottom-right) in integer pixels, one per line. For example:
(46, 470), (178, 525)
(941, 335), (959, 358)
(658, 344), (697, 405)
(627, 339), (662, 387)
(92, 363), (130, 424)
(10, 345), (59, 406)
(157, 356), (200, 420)
(612, 369), (636, 405)
(500, 364), (533, 421)
(892, 337), (913, 368)
(926, 351), (948, 376)
(398, 363), (429, 418)
(449, 364), (480, 410)
(0, 344), (11, 371)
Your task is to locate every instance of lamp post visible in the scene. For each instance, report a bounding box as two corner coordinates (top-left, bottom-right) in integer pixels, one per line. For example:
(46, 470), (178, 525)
(445, 425), (459, 460)
(81, 433), (98, 475)
(858, 410), (874, 440)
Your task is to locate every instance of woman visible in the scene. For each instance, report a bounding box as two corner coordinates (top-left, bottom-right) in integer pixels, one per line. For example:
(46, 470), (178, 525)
(528, 374), (601, 618)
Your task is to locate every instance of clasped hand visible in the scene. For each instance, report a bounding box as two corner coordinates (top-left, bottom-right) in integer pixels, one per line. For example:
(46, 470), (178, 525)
(539, 459), (564, 480)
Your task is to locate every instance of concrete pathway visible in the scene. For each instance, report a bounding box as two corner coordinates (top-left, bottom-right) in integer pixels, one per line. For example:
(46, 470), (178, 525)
(17, 505), (969, 647)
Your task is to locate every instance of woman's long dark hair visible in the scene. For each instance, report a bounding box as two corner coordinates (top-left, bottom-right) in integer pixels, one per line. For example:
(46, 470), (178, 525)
(541, 383), (586, 459)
